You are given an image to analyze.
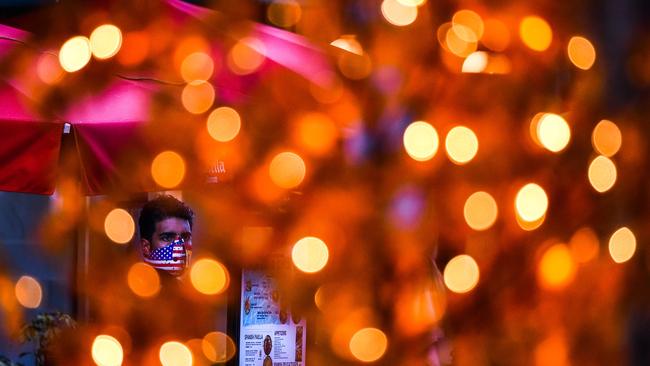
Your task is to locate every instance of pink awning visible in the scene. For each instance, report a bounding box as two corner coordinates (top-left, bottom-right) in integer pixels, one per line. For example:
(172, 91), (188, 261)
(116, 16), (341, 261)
(0, 81), (63, 195)
(65, 79), (158, 195)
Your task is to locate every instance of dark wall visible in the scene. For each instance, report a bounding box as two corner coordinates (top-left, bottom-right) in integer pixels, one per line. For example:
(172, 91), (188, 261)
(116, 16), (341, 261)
(0, 192), (74, 364)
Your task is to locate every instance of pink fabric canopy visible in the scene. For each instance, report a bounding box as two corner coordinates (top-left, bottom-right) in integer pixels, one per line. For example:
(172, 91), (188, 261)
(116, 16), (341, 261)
(0, 81), (63, 195)
(165, 0), (332, 86)
(0, 4), (332, 195)
(64, 79), (158, 195)
(0, 24), (64, 194)
(0, 22), (158, 195)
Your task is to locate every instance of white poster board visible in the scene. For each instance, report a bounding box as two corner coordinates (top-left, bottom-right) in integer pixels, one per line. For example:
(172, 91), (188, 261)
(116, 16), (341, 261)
(239, 269), (306, 366)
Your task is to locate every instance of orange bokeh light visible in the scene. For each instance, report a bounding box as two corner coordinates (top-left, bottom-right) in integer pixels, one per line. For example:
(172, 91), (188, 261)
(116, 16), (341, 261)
(36, 52), (64, 85)
(534, 333), (570, 366)
(190, 258), (230, 295)
(569, 227), (600, 263)
(381, 0), (418, 27)
(267, 0), (302, 28)
(202, 331), (237, 363)
(464, 191), (498, 231)
(403, 121), (439, 161)
(609, 227), (636, 263)
(104, 208), (135, 244)
(588, 155), (617, 193)
(127, 262), (161, 298)
(537, 243), (576, 290)
(349, 328), (388, 362)
(181, 80), (215, 114)
(269, 152), (306, 189)
(293, 112), (338, 156)
(89, 24), (122, 60)
(59, 36), (92, 72)
(567, 36), (596, 70)
(14, 275), (42, 309)
(592, 119), (622, 157)
(181, 52), (215, 82)
(151, 151), (186, 189)
(117, 31), (150, 66)
(515, 183), (548, 222)
(160, 341), (193, 366)
(207, 107), (241, 142)
(445, 126), (479, 164)
(173, 35), (211, 72)
(482, 18), (510, 51)
(452, 9), (484, 42)
(227, 37), (266, 75)
(443, 255), (479, 293)
(519, 16), (552, 52)
(292, 236), (329, 273)
(92, 334), (124, 366)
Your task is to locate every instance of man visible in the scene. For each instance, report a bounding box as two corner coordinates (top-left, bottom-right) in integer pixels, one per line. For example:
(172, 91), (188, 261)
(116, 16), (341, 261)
(138, 194), (194, 277)
(125, 195), (206, 361)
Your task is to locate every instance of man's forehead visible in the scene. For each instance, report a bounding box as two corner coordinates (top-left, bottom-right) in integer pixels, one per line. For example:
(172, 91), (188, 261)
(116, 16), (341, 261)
(155, 217), (191, 232)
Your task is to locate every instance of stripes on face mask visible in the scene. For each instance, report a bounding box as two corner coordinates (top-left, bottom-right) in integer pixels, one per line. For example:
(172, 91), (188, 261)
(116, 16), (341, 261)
(143, 238), (188, 276)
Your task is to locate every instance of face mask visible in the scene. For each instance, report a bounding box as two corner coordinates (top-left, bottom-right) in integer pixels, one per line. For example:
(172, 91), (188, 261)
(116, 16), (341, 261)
(143, 238), (189, 276)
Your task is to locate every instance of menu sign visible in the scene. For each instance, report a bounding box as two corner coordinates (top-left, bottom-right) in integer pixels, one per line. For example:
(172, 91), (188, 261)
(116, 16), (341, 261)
(239, 269), (306, 366)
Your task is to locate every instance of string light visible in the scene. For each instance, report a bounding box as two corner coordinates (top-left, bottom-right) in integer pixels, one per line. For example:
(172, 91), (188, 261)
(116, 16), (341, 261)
(269, 152), (306, 189)
(538, 244), (576, 290)
(519, 16), (552, 51)
(445, 126), (479, 164)
(207, 107), (241, 142)
(331, 35), (363, 55)
(482, 18), (510, 51)
(227, 37), (266, 75)
(92, 335), (124, 366)
(588, 155), (617, 193)
(537, 113), (571, 153)
(202, 331), (237, 363)
(567, 36), (596, 70)
(292, 236), (329, 273)
(381, 0), (418, 26)
(609, 227), (636, 263)
(452, 10), (484, 42)
(14, 276), (42, 309)
(127, 263), (161, 298)
(181, 80), (215, 114)
(515, 183), (548, 222)
(181, 52), (214, 82)
(90, 24), (122, 60)
(160, 341), (193, 366)
(349, 328), (388, 362)
(462, 51), (488, 73)
(443, 255), (479, 293)
(464, 191), (498, 230)
(151, 151), (186, 188)
(592, 120), (622, 157)
(190, 258), (230, 295)
(267, 0), (302, 28)
(59, 36), (92, 72)
(104, 208), (135, 244)
(403, 121), (439, 161)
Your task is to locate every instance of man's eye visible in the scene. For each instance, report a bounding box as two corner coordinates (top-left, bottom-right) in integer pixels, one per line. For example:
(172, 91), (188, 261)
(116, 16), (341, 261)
(180, 233), (192, 241)
(160, 234), (173, 242)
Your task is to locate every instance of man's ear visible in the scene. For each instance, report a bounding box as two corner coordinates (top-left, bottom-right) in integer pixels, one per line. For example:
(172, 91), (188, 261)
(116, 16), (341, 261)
(141, 239), (152, 257)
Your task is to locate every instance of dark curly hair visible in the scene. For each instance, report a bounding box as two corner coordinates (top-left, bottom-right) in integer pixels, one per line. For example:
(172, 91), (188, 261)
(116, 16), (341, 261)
(138, 194), (194, 242)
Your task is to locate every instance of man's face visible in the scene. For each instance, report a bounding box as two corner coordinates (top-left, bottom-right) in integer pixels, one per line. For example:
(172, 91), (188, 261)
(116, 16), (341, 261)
(142, 217), (192, 276)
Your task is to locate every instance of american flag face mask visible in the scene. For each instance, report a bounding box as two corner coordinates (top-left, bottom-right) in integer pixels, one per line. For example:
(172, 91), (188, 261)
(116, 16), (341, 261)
(143, 238), (190, 276)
